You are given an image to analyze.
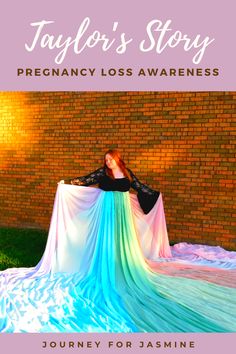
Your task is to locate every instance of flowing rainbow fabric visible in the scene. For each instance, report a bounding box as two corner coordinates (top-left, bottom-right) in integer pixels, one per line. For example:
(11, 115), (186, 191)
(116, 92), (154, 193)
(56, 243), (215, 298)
(0, 185), (236, 332)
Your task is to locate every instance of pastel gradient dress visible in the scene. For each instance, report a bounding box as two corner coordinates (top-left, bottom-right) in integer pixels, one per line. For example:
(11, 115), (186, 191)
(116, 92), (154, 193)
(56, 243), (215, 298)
(0, 168), (236, 332)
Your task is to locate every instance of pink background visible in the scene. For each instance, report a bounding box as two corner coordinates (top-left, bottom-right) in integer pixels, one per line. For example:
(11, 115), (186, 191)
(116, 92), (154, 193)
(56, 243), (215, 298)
(0, 0), (236, 90)
(1, 333), (236, 354)
(1, 0), (236, 352)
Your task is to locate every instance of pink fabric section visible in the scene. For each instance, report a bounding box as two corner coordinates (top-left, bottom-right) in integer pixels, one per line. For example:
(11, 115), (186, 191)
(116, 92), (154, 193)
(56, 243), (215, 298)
(172, 242), (236, 264)
(130, 192), (172, 259)
(148, 261), (236, 288)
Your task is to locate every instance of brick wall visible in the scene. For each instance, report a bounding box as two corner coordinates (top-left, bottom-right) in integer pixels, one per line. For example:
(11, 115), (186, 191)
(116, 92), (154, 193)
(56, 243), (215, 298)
(0, 91), (235, 249)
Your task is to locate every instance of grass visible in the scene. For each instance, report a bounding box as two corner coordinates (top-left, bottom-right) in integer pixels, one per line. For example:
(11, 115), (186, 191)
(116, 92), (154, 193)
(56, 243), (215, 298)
(0, 227), (48, 271)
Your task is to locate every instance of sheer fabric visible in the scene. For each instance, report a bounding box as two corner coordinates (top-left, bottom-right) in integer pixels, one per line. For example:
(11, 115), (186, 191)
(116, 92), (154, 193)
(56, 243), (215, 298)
(0, 185), (236, 333)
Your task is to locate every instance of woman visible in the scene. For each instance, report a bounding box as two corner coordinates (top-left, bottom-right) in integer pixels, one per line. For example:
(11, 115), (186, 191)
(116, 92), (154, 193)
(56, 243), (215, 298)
(0, 150), (236, 333)
(60, 149), (160, 214)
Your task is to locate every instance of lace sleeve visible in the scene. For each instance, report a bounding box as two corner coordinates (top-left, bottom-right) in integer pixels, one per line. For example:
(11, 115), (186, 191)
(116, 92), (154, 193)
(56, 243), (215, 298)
(70, 167), (105, 186)
(128, 169), (160, 214)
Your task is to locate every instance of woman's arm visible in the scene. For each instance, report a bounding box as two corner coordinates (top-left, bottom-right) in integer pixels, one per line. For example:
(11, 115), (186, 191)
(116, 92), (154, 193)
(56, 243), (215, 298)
(68, 167), (105, 186)
(128, 169), (160, 214)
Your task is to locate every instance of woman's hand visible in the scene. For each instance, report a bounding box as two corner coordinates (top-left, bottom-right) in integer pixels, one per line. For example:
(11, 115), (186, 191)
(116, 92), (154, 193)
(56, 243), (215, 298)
(58, 180), (65, 185)
(71, 179), (82, 185)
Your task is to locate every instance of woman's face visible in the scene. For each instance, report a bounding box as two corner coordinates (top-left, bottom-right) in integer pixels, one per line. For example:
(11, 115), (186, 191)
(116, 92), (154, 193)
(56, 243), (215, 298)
(105, 154), (118, 170)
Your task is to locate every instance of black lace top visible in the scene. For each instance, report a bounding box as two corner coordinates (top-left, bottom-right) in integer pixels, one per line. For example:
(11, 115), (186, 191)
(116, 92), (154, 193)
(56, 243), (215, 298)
(67, 167), (159, 214)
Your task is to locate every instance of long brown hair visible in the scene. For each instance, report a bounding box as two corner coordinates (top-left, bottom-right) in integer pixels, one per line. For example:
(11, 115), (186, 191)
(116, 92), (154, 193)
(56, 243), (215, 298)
(103, 149), (132, 181)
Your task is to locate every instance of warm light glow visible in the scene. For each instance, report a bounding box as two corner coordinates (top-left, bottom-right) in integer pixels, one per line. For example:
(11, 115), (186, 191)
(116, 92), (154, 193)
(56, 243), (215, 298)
(0, 93), (31, 146)
(130, 147), (186, 172)
(0, 92), (39, 168)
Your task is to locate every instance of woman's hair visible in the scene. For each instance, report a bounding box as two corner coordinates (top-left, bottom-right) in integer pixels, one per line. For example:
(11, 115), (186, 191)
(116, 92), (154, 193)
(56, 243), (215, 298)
(104, 149), (132, 181)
